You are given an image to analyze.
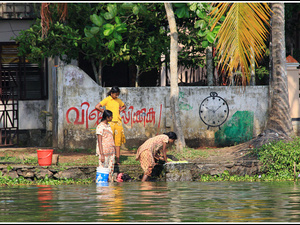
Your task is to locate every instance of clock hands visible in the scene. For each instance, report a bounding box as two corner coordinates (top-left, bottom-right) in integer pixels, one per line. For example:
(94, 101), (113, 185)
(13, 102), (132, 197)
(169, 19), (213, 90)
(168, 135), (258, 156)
(206, 105), (222, 113)
(205, 106), (213, 112)
(213, 105), (222, 113)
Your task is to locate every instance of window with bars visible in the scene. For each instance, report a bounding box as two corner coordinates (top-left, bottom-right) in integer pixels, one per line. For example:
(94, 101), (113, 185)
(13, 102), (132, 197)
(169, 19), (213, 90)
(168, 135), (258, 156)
(0, 3), (38, 19)
(0, 43), (47, 100)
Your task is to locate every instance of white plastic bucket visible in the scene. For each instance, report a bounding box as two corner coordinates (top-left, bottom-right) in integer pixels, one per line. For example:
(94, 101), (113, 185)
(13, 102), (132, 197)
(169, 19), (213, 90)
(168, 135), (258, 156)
(96, 167), (109, 183)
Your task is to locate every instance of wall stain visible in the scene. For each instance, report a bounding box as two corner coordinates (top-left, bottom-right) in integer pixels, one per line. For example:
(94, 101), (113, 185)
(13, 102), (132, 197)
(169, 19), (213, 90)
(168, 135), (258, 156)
(215, 111), (254, 147)
(179, 91), (193, 111)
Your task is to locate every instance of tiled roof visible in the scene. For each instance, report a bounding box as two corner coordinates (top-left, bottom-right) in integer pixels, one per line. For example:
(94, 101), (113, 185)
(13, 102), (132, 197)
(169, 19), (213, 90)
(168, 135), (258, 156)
(286, 55), (299, 63)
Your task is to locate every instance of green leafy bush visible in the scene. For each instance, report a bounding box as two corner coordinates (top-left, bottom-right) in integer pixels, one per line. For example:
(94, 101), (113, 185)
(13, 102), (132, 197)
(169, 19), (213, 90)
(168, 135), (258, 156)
(251, 137), (300, 178)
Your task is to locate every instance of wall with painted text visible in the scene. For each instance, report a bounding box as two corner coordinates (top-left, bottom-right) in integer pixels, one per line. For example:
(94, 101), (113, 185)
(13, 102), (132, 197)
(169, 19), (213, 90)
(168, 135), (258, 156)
(58, 65), (269, 150)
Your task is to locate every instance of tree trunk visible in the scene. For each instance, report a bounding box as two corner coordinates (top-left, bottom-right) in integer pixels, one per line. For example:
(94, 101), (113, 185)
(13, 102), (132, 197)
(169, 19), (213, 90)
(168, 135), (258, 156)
(164, 3), (186, 152)
(91, 59), (103, 86)
(135, 65), (140, 87)
(91, 59), (99, 84)
(97, 60), (103, 86)
(250, 46), (256, 86)
(206, 46), (214, 86)
(251, 3), (293, 148)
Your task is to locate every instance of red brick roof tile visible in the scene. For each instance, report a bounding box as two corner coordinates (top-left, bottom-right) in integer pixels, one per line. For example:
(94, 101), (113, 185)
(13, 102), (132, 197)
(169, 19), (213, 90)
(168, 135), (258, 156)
(286, 55), (299, 63)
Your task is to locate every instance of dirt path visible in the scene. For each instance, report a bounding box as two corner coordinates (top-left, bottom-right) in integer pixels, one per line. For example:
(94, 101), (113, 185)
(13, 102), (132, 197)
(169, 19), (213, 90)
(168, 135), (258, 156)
(189, 141), (256, 163)
(0, 141), (256, 165)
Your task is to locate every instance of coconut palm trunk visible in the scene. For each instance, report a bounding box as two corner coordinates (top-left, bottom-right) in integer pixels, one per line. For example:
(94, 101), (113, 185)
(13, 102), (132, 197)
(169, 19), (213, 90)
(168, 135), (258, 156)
(251, 3), (293, 147)
(164, 3), (186, 152)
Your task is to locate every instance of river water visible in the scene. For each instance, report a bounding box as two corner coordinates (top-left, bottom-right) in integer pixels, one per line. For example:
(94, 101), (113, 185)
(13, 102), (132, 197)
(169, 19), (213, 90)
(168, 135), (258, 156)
(1, 181), (300, 222)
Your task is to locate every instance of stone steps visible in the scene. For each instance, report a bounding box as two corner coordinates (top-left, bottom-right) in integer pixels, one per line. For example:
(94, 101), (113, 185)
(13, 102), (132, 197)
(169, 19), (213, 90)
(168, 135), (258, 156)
(0, 159), (262, 182)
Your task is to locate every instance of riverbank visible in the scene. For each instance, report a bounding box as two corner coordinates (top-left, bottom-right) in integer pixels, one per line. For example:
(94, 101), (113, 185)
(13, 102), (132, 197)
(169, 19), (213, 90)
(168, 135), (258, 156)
(0, 143), (262, 182)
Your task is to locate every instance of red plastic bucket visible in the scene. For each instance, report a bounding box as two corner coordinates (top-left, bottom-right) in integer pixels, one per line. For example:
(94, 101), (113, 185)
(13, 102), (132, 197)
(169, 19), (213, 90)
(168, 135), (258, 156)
(37, 149), (53, 166)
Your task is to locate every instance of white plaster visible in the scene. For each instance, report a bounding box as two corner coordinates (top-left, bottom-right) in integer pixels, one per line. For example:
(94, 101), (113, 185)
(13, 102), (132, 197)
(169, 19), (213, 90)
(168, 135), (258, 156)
(18, 100), (46, 129)
(56, 65), (270, 149)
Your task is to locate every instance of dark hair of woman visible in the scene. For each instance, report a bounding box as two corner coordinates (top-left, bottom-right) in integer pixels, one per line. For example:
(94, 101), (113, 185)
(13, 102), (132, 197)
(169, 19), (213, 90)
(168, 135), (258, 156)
(107, 86), (120, 96)
(163, 131), (177, 140)
(101, 110), (113, 122)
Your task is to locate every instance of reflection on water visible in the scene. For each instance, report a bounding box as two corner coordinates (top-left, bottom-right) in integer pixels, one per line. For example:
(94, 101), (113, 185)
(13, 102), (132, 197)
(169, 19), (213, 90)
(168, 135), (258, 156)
(0, 181), (300, 222)
(37, 185), (53, 222)
(96, 182), (124, 221)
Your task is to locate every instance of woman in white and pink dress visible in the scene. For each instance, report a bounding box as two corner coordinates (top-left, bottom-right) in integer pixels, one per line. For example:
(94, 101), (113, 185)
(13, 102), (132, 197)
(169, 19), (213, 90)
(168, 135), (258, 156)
(96, 110), (116, 182)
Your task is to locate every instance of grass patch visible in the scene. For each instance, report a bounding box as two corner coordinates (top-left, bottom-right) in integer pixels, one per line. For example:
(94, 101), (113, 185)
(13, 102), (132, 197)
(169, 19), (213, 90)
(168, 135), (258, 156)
(0, 154), (38, 165)
(58, 155), (98, 166)
(0, 155), (21, 163)
(23, 156), (38, 164)
(57, 154), (139, 166)
(56, 148), (95, 154)
(123, 147), (138, 152)
(167, 146), (214, 161)
(120, 146), (216, 164)
(120, 155), (140, 165)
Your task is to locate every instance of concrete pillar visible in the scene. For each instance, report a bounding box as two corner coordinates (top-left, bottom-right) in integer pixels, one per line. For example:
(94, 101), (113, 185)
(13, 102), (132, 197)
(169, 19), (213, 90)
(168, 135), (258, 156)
(286, 55), (300, 135)
(57, 62), (65, 149)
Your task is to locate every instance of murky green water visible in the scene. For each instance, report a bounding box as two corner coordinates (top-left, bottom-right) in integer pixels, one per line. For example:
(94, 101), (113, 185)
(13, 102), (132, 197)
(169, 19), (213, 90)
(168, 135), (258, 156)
(1, 181), (300, 222)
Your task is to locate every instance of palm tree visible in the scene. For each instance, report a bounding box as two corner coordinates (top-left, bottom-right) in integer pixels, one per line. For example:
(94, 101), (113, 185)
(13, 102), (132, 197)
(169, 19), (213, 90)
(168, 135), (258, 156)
(252, 3), (293, 147)
(211, 3), (293, 147)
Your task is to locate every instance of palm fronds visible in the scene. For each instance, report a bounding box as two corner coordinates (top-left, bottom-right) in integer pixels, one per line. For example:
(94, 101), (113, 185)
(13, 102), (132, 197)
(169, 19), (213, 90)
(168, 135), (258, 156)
(210, 3), (271, 85)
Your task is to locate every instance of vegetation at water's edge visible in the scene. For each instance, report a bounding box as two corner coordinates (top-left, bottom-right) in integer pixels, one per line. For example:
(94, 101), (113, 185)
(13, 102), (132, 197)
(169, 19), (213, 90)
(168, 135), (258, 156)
(199, 170), (297, 182)
(199, 137), (300, 182)
(0, 173), (93, 186)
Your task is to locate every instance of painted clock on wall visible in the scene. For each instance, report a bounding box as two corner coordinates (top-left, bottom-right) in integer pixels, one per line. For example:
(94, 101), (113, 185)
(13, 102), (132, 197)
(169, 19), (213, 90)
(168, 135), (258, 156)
(199, 92), (229, 129)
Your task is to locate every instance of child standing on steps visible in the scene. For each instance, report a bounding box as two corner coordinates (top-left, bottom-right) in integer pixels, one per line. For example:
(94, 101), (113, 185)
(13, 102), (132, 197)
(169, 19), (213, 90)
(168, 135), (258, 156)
(96, 110), (116, 182)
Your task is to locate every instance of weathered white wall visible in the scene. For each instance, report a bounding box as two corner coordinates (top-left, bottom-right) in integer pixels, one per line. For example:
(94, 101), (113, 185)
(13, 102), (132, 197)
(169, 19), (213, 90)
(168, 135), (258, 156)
(57, 65), (269, 150)
(18, 100), (46, 129)
(57, 65), (103, 149)
(13, 61), (300, 149)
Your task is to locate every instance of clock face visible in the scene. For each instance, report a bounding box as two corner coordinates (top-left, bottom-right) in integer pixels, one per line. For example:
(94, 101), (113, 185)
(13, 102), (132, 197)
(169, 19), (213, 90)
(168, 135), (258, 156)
(199, 92), (229, 128)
